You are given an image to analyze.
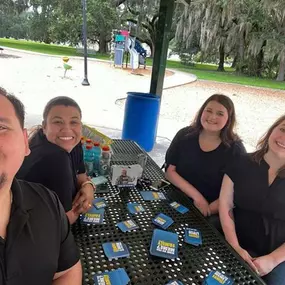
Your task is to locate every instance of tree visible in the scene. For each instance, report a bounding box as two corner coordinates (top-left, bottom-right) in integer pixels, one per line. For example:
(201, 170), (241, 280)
(119, 0), (160, 57)
(175, 0), (238, 71)
(29, 0), (55, 43)
(120, 0), (177, 57)
(263, 0), (285, 81)
(49, 0), (119, 52)
(0, 1), (31, 39)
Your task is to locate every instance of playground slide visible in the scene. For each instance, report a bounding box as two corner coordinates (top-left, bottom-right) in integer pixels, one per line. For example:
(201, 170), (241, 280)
(128, 38), (139, 70)
(129, 48), (139, 70)
(134, 40), (147, 66)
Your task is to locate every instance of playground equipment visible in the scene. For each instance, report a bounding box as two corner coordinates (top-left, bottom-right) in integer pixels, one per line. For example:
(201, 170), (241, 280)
(62, 57), (72, 77)
(112, 30), (147, 70)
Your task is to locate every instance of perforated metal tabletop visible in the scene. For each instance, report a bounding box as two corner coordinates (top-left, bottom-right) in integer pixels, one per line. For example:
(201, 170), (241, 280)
(72, 140), (265, 285)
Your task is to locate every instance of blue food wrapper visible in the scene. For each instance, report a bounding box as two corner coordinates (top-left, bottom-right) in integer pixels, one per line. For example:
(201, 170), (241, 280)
(93, 198), (107, 209)
(117, 219), (139, 232)
(81, 207), (104, 224)
(203, 271), (234, 285)
(166, 281), (184, 285)
(117, 268), (130, 285)
(153, 213), (174, 230)
(170, 201), (189, 214)
(184, 228), (202, 246)
(150, 229), (178, 259)
(103, 242), (130, 260)
(127, 202), (145, 214)
(140, 191), (166, 201)
(94, 268), (130, 285)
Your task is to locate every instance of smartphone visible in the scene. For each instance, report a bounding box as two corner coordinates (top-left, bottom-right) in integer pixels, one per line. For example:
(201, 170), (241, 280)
(96, 183), (110, 194)
(150, 179), (170, 191)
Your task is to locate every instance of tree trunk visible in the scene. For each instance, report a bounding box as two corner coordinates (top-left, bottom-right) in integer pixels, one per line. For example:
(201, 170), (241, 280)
(256, 40), (266, 77)
(99, 33), (108, 53)
(277, 53), (285, 81)
(150, 42), (155, 58)
(256, 49), (264, 77)
(236, 31), (245, 72)
(231, 55), (238, 68)
(217, 44), (225, 72)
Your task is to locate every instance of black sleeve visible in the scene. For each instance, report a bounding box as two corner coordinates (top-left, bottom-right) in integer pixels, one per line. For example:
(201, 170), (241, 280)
(224, 140), (246, 180)
(37, 154), (74, 212)
(71, 143), (85, 175)
(54, 194), (80, 272)
(165, 127), (190, 167)
(232, 140), (247, 156)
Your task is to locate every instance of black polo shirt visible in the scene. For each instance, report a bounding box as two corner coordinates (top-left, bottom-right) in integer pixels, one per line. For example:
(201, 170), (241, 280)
(165, 127), (246, 203)
(0, 179), (80, 285)
(226, 154), (285, 256)
(16, 129), (85, 211)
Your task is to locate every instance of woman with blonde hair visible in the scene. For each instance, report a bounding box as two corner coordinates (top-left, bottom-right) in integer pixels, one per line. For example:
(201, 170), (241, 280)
(220, 115), (285, 284)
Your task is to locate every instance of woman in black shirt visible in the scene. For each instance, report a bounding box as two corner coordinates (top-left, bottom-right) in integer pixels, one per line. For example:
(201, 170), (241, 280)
(220, 115), (285, 284)
(17, 96), (95, 224)
(165, 94), (245, 217)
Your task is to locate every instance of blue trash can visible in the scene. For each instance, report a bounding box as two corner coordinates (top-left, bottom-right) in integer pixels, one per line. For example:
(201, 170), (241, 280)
(122, 92), (160, 152)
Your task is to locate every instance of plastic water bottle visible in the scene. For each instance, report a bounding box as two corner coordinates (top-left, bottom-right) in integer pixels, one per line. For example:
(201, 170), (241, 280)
(99, 145), (111, 176)
(84, 145), (95, 176)
(81, 137), (86, 156)
(93, 141), (101, 172)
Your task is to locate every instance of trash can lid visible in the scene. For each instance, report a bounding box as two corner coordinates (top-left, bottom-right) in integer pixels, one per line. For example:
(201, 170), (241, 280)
(127, 92), (159, 100)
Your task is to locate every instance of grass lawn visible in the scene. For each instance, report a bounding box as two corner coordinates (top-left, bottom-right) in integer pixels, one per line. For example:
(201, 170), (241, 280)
(1, 38), (285, 90)
(0, 38), (110, 60)
(147, 58), (285, 90)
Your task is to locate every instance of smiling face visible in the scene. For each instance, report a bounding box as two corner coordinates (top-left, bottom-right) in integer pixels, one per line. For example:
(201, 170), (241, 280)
(200, 100), (229, 134)
(0, 95), (30, 190)
(43, 105), (82, 153)
(268, 120), (285, 159)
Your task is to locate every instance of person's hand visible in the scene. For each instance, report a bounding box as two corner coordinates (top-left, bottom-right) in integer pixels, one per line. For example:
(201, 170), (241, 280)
(253, 255), (276, 276)
(209, 200), (219, 215)
(72, 184), (94, 214)
(66, 209), (80, 225)
(232, 245), (259, 273)
(193, 195), (211, 217)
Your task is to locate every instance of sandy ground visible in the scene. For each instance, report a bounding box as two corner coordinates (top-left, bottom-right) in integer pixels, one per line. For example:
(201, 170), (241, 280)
(1, 48), (285, 164)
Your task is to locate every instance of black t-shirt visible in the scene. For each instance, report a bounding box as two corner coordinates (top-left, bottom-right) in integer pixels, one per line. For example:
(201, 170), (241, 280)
(0, 179), (80, 285)
(16, 129), (85, 211)
(226, 154), (285, 256)
(165, 127), (246, 203)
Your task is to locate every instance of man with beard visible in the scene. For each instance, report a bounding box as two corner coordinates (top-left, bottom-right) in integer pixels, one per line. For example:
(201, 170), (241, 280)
(0, 87), (82, 285)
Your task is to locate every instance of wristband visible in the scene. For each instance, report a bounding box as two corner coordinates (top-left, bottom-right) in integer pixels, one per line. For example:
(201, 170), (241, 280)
(81, 180), (96, 191)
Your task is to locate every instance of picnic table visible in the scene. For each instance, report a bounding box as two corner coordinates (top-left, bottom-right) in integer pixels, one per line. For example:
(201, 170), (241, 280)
(72, 139), (265, 285)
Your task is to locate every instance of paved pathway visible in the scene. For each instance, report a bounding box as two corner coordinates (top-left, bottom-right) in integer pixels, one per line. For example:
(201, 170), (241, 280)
(1, 48), (284, 165)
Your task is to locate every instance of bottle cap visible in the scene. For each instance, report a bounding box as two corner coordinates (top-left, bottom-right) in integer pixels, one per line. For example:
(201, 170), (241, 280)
(102, 145), (110, 151)
(86, 139), (92, 143)
(86, 145), (93, 150)
(94, 141), (100, 147)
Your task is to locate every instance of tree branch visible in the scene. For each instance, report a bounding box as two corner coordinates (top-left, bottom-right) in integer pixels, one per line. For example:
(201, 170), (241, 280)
(115, 0), (127, 7)
(126, 18), (152, 32)
(126, 3), (140, 16)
